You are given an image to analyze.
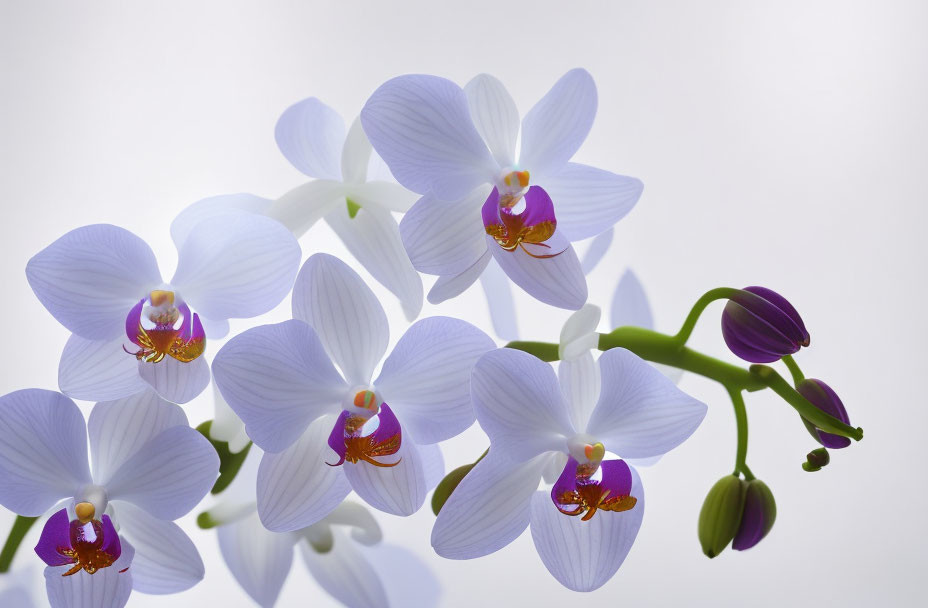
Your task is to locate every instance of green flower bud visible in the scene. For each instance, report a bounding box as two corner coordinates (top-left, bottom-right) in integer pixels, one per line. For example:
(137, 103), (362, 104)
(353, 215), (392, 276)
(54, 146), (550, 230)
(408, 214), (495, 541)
(698, 475), (747, 558)
(802, 447), (830, 472)
(732, 480), (777, 551)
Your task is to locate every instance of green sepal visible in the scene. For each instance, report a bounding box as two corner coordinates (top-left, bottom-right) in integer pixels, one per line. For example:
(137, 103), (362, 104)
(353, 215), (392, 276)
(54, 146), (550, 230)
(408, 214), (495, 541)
(346, 198), (361, 219)
(196, 420), (253, 495)
(698, 475), (747, 558)
(196, 511), (220, 530)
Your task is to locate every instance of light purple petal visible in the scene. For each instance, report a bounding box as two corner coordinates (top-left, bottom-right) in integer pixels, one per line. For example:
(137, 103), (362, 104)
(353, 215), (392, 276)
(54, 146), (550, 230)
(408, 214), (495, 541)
(367, 543), (443, 608)
(218, 511), (295, 608)
(464, 73), (519, 168)
(105, 425), (218, 520)
(343, 434), (427, 516)
(0, 389), (90, 516)
(471, 349), (574, 462)
(325, 203), (424, 321)
(559, 352), (601, 432)
(26, 224), (161, 341)
(586, 348), (707, 459)
(361, 74), (497, 200)
(431, 451), (547, 559)
(257, 415), (352, 532)
(519, 69), (597, 178)
(170, 193), (273, 251)
(212, 319), (347, 453)
(171, 213), (301, 321)
(580, 228), (614, 275)
(478, 256), (519, 341)
(88, 390), (187, 486)
(275, 97), (344, 180)
(541, 163), (642, 241)
(611, 269), (655, 330)
(300, 530), (387, 608)
(375, 316), (495, 444)
(44, 558), (133, 608)
(58, 335), (148, 402)
(427, 250), (490, 304)
(487, 235), (588, 310)
(291, 253), (389, 386)
(113, 501), (203, 594)
(137, 356), (210, 405)
(530, 466), (644, 591)
(400, 189), (489, 277)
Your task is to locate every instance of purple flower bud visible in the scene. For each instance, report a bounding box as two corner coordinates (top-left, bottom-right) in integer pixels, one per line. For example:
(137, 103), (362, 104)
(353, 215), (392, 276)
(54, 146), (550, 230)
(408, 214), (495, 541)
(732, 480), (777, 551)
(721, 286), (810, 363)
(797, 379), (852, 449)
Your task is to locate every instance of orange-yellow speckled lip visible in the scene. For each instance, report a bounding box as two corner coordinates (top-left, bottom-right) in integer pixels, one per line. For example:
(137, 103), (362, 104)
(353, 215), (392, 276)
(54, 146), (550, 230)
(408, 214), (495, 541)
(326, 403), (403, 468)
(551, 457), (637, 521)
(124, 291), (205, 364)
(482, 185), (566, 259)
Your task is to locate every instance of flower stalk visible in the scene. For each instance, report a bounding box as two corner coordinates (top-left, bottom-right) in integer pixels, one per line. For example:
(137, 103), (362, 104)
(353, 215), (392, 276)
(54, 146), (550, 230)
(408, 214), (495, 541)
(0, 515), (38, 573)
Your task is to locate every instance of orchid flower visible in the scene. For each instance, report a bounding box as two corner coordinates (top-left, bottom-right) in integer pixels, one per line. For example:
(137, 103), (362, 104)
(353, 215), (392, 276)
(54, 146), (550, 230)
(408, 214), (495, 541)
(202, 448), (441, 608)
(431, 343), (706, 591)
(361, 69), (643, 318)
(26, 217), (300, 404)
(212, 253), (494, 529)
(0, 388), (219, 607)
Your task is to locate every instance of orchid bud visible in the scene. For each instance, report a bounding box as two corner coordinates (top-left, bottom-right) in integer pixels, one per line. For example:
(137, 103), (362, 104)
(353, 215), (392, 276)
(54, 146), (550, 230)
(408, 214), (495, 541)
(796, 379), (852, 449)
(732, 480), (777, 551)
(803, 447), (830, 472)
(698, 475), (747, 558)
(721, 287), (810, 363)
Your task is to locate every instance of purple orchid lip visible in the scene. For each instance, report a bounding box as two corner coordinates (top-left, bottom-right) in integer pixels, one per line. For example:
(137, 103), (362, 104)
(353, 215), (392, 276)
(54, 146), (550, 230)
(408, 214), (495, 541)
(124, 290), (205, 363)
(551, 457), (637, 521)
(483, 186), (566, 258)
(721, 286), (810, 363)
(35, 508), (122, 576)
(797, 379), (852, 449)
(326, 402), (402, 468)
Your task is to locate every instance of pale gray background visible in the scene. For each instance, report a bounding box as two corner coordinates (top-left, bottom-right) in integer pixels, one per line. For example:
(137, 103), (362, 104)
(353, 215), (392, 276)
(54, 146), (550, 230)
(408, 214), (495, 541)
(1, 0), (925, 606)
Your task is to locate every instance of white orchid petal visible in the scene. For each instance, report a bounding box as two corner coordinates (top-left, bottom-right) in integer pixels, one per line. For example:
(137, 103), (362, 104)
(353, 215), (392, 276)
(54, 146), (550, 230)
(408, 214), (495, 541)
(346, 180), (419, 213)
(478, 256), (520, 341)
(88, 390), (187, 486)
(26, 224), (161, 341)
(105, 425), (218, 520)
(418, 443), (445, 491)
(210, 383), (248, 451)
(426, 249), (490, 304)
(170, 193), (272, 250)
(542, 163), (642, 241)
(558, 352), (602, 433)
(472, 349), (574, 462)
(400, 189), (488, 276)
(200, 316), (230, 339)
(218, 511), (295, 608)
(212, 320), (347, 453)
(58, 335), (148, 402)
(431, 451), (547, 559)
(113, 501), (204, 594)
(464, 73), (519, 168)
(487, 236), (587, 310)
(257, 415), (352, 532)
(365, 543), (443, 608)
(580, 228), (614, 275)
(529, 467), (644, 591)
(171, 213), (301, 321)
(558, 303), (601, 360)
(610, 269), (655, 330)
(325, 204), (424, 322)
(343, 437), (427, 516)
(137, 356), (210, 405)
(275, 97), (344, 180)
(376, 316), (494, 444)
(519, 69), (597, 177)
(587, 348), (707, 459)
(316, 500), (383, 546)
(44, 563), (132, 608)
(341, 116), (373, 184)
(291, 254), (389, 386)
(0, 390), (90, 516)
(361, 74), (497, 199)
(266, 179), (345, 237)
(300, 531), (387, 608)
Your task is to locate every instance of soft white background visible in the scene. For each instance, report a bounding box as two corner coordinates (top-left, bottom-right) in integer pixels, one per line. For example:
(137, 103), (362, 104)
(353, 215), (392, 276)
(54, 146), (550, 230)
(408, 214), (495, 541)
(1, 0), (924, 606)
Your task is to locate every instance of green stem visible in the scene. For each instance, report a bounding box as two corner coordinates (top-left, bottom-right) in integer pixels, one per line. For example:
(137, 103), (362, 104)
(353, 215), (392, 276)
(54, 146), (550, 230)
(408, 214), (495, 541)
(750, 365), (863, 441)
(728, 388), (754, 480)
(0, 515), (38, 573)
(782, 355), (805, 387)
(672, 287), (743, 346)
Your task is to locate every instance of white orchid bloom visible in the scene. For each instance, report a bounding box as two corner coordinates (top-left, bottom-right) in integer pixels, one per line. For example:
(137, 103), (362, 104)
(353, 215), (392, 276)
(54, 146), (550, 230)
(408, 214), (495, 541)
(361, 69), (643, 331)
(0, 388), (219, 607)
(212, 253), (494, 530)
(26, 217), (300, 404)
(431, 344), (706, 591)
(203, 448), (441, 608)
